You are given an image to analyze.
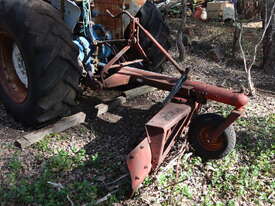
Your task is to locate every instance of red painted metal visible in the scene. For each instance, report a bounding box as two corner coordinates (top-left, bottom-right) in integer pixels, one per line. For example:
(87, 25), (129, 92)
(146, 103), (191, 132)
(146, 103), (191, 169)
(106, 10), (184, 74)
(94, 0), (124, 39)
(210, 109), (243, 140)
(103, 45), (131, 75)
(127, 102), (200, 192)
(107, 59), (144, 69)
(94, 0), (146, 38)
(127, 103), (192, 192)
(103, 72), (131, 88)
(97, 8), (249, 194)
(102, 10), (149, 76)
(127, 137), (152, 192)
(105, 66), (248, 192)
(104, 66), (249, 109)
(184, 81), (249, 109)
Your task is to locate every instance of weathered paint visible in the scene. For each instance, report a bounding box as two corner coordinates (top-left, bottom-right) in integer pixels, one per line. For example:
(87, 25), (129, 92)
(94, 0), (146, 38)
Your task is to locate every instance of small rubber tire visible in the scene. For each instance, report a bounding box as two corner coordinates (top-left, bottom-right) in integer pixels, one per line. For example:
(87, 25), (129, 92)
(0, 0), (81, 126)
(188, 113), (236, 160)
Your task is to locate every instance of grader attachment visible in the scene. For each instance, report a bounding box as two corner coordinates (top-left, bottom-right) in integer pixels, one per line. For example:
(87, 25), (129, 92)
(100, 10), (248, 192)
(104, 66), (248, 192)
(0, 0), (248, 194)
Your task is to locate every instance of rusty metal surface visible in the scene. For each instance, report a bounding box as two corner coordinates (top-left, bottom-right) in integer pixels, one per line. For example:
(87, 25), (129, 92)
(103, 45), (131, 75)
(99, 10), (248, 109)
(146, 103), (191, 170)
(104, 66), (249, 109)
(94, 0), (123, 39)
(147, 103), (191, 131)
(136, 18), (184, 74)
(107, 59), (143, 69)
(0, 32), (27, 104)
(97, 6), (249, 194)
(107, 9), (184, 74)
(127, 102), (193, 191)
(127, 137), (152, 192)
(101, 9), (149, 77)
(210, 109), (243, 140)
(103, 72), (131, 88)
(94, 0), (146, 38)
(184, 81), (249, 109)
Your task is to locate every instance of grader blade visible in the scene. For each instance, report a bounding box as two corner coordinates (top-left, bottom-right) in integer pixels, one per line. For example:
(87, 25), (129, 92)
(127, 137), (152, 193)
(127, 103), (193, 192)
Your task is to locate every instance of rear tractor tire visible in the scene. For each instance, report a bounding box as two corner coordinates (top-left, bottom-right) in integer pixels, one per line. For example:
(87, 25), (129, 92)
(128, 1), (171, 72)
(0, 0), (81, 126)
(188, 113), (236, 160)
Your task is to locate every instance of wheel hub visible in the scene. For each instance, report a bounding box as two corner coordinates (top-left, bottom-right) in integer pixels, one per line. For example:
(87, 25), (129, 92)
(12, 44), (28, 88)
(198, 127), (225, 152)
(0, 32), (28, 103)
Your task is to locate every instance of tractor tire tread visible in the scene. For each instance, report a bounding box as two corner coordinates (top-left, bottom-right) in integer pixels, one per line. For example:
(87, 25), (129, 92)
(0, 0), (81, 126)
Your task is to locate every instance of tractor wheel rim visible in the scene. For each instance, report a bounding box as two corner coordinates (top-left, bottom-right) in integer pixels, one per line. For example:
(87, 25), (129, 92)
(198, 127), (225, 152)
(0, 32), (28, 104)
(12, 44), (28, 88)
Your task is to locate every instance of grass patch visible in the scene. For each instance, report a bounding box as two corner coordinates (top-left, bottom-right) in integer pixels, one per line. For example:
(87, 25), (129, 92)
(0, 110), (273, 205)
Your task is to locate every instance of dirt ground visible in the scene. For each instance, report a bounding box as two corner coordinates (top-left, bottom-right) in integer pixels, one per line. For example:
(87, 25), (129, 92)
(0, 19), (274, 206)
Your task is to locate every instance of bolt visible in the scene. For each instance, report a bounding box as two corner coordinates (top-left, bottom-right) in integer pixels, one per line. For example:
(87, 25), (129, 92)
(135, 176), (140, 180)
(144, 166), (148, 169)
(140, 145), (144, 149)
(129, 155), (134, 159)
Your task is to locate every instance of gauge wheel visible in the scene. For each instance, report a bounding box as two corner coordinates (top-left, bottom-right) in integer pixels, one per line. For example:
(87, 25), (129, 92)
(0, 0), (81, 126)
(188, 113), (236, 160)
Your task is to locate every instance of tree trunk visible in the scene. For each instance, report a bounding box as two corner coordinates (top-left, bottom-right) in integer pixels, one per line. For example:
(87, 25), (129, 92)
(263, 0), (275, 75)
(177, 0), (187, 61)
(237, 0), (263, 19)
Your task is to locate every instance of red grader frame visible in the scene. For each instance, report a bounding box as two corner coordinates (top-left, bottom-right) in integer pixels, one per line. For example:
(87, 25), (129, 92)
(0, 0), (248, 193)
(101, 10), (248, 192)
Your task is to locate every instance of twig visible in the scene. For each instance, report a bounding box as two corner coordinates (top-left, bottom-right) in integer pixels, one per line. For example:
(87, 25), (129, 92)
(250, 2), (275, 70)
(48, 182), (74, 206)
(67, 195), (75, 206)
(238, 26), (247, 72)
(161, 155), (179, 173)
(175, 139), (188, 180)
(105, 173), (129, 186)
(176, 0), (187, 61)
(95, 189), (118, 205)
(48, 181), (64, 189)
(238, 1), (275, 95)
(265, 0), (268, 25)
(161, 179), (186, 190)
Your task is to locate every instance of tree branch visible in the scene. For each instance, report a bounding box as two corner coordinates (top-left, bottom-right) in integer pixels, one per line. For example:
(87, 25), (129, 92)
(238, 1), (275, 95)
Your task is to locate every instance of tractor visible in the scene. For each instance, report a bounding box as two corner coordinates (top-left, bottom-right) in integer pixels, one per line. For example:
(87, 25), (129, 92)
(0, 0), (248, 193)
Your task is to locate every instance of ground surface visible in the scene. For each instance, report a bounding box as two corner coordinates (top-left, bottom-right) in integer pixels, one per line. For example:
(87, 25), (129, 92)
(0, 19), (274, 206)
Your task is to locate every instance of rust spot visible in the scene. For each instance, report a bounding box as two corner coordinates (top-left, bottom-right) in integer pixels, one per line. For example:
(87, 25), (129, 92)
(0, 32), (28, 104)
(160, 108), (184, 121)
